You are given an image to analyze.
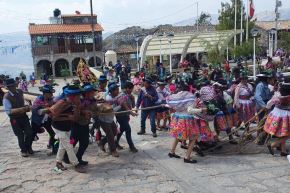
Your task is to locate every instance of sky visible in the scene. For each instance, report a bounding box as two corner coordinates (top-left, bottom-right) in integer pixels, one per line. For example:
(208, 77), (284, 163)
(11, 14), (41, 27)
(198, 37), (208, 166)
(0, 0), (289, 34)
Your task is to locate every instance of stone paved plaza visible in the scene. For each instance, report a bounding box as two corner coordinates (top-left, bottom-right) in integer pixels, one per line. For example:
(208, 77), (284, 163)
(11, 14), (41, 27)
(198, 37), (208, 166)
(0, 99), (290, 193)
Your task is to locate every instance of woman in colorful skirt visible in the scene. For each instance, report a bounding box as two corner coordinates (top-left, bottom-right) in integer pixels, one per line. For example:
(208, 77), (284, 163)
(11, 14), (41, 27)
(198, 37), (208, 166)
(167, 85), (200, 164)
(233, 74), (255, 125)
(264, 82), (290, 156)
(213, 80), (238, 144)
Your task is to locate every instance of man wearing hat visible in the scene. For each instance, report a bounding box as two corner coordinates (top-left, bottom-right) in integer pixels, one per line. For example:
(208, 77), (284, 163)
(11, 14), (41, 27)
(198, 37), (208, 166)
(136, 78), (159, 137)
(50, 85), (86, 173)
(156, 81), (170, 130)
(107, 81), (138, 153)
(254, 72), (274, 119)
(65, 83), (98, 165)
(3, 78), (33, 157)
(97, 82), (120, 157)
(31, 85), (56, 152)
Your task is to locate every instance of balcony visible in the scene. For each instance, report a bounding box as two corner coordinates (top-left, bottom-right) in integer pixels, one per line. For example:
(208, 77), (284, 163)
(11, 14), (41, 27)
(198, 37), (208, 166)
(31, 44), (102, 56)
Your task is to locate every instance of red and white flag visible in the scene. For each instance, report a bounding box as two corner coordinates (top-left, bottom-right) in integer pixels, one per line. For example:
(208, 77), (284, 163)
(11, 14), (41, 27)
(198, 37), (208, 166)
(249, 0), (255, 18)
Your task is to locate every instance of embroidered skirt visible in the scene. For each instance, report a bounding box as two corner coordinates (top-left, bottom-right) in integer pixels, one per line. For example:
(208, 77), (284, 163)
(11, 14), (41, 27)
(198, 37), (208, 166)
(264, 107), (290, 137)
(170, 113), (199, 141)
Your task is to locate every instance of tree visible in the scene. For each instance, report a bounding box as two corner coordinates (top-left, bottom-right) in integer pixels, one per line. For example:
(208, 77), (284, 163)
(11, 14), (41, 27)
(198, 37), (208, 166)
(278, 31), (290, 51)
(197, 12), (212, 25)
(217, 0), (255, 39)
(207, 45), (224, 65)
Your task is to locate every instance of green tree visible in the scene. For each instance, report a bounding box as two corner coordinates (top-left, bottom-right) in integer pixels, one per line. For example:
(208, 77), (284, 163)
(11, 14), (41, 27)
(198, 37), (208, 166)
(197, 12), (212, 25)
(278, 31), (290, 50)
(217, 0), (255, 39)
(207, 45), (224, 65)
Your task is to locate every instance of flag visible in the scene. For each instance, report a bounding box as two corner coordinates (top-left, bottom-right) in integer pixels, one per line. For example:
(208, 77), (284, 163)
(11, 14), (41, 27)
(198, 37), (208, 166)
(249, 0), (255, 18)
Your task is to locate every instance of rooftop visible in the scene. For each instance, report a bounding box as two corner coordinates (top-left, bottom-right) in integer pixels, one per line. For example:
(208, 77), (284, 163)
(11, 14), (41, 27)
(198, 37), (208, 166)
(61, 14), (97, 18)
(29, 23), (103, 35)
(255, 20), (290, 30)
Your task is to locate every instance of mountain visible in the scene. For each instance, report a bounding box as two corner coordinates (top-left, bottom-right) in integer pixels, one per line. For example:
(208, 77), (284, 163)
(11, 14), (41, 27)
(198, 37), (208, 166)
(253, 8), (290, 21)
(174, 14), (219, 26)
(0, 32), (33, 77)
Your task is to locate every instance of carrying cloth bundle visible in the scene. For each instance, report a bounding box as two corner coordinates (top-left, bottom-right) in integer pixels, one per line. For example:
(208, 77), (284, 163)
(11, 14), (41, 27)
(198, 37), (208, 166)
(166, 91), (195, 112)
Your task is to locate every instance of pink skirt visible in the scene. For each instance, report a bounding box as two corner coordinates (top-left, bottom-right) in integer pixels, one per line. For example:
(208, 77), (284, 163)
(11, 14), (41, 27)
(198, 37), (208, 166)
(264, 107), (290, 137)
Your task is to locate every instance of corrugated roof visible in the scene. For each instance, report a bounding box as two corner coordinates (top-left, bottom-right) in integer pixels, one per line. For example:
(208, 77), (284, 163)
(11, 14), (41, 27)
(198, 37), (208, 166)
(29, 24), (103, 35)
(256, 20), (290, 30)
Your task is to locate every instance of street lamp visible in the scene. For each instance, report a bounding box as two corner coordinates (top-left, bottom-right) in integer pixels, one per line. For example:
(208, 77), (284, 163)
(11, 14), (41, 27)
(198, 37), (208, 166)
(251, 28), (259, 80)
(269, 28), (276, 57)
(167, 33), (174, 74)
(135, 36), (140, 71)
(157, 33), (164, 63)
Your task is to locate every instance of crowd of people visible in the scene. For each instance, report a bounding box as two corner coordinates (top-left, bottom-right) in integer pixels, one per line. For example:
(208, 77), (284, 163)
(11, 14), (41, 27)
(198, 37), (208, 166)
(1, 56), (290, 173)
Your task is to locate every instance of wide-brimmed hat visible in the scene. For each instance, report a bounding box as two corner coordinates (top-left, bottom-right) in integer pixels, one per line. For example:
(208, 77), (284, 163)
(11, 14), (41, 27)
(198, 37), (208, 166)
(82, 83), (97, 92)
(165, 75), (173, 82)
(108, 82), (119, 92)
(4, 78), (16, 87)
(157, 81), (167, 86)
(99, 75), (108, 82)
(256, 71), (273, 78)
(143, 78), (153, 84)
(63, 85), (82, 96)
(39, 85), (55, 93)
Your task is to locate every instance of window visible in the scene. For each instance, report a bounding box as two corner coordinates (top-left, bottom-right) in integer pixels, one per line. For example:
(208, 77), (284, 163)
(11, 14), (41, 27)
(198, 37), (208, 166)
(35, 36), (49, 46)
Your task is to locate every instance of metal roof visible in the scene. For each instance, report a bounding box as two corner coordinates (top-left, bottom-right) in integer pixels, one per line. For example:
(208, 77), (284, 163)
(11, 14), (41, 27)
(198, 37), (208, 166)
(140, 30), (243, 64)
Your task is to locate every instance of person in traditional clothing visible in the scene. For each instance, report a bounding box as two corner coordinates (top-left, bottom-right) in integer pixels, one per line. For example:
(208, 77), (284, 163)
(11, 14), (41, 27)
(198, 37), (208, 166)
(18, 77), (28, 92)
(264, 82), (290, 156)
(3, 78), (33, 157)
(233, 72), (255, 125)
(107, 68), (116, 83)
(50, 85), (86, 172)
(120, 65), (129, 89)
(64, 83), (98, 165)
(255, 73), (274, 120)
(31, 85), (56, 151)
(107, 81), (138, 153)
(136, 78), (159, 137)
(213, 80), (238, 144)
(96, 82), (119, 157)
(156, 81), (171, 130)
(132, 72), (142, 95)
(167, 84), (201, 164)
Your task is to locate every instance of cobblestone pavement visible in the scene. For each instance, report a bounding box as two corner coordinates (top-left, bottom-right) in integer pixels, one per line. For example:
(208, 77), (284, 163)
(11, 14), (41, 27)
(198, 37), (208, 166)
(0, 106), (290, 193)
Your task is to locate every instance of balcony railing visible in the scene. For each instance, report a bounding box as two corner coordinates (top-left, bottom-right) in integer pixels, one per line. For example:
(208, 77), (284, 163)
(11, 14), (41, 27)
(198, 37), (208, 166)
(32, 44), (102, 56)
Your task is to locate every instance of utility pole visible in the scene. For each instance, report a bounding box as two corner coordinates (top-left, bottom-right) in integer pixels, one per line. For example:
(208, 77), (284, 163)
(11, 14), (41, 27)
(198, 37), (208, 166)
(90, 0), (97, 67)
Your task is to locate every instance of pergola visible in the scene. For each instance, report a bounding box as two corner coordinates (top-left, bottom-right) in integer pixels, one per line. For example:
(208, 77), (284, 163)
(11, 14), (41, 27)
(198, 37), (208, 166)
(139, 30), (243, 65)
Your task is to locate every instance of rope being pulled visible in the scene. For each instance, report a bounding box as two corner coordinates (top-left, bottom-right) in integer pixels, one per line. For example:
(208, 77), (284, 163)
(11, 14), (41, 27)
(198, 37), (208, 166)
(98, 105), (164, 115)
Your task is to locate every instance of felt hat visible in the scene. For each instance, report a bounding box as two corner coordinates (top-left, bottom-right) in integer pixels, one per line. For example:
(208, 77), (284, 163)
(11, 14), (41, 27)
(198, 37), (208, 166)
(157, 81), (167, 86)
(99, 75), (108, 82)
(108, 82), (119, 92)
(63, 85), (82, 96)
(143, 78), (153, 84)
(82, 83), (97, 92)
(4, 78), (16, 87)
(40, 85), (55, 93)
